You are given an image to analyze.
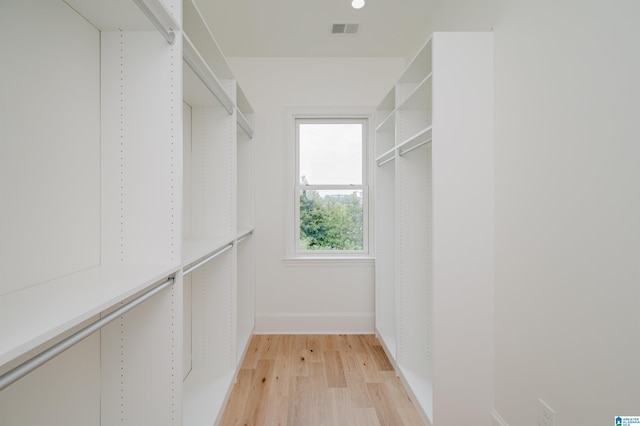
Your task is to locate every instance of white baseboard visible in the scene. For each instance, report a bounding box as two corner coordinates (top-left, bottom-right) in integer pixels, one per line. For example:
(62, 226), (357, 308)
(254, 313), (374, 334)
(491, 410), (509, 426)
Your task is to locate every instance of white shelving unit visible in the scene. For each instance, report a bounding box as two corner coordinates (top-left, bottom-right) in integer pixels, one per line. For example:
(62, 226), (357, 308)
(1, 0), (255, 425)
(181, 1), (255, 425)
(0, 0), (183, 424)
(374, 32), (494, 425)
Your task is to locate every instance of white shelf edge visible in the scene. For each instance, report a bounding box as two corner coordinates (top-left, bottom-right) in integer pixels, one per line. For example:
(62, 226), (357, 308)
(236, 85), (254, 114)
(63, 0), (179, 36)
(398, 35), (433, 85)
(397, 73), (432, 111)
(182, 237), (235, 268)
(183, 0), (234, 79)
(377, 74), (431, 132)
(182, 33), (235, 114)
(376, 87), (396, 112)
(0, 263), (179, 368)
(236, 108), (254, 139)
(375, 110), (395, 132)
(183, 369), (235, 426)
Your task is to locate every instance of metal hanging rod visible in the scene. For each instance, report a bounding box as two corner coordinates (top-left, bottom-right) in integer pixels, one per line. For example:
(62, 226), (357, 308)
(132, 0), (177, 45)
(183, 243), (234, 276)
(399, 138), (432, 157)
(0, 276), (175, 391)
(237, 231), (254, 244)
(377, 155), (396, 167)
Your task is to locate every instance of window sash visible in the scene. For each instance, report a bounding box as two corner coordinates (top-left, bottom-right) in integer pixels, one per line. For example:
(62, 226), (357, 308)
(295, 118), (367, 186)
(286, 110), (374, 259)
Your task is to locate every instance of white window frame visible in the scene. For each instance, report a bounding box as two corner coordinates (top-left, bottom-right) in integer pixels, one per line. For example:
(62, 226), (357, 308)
(283, 107), (375, 264)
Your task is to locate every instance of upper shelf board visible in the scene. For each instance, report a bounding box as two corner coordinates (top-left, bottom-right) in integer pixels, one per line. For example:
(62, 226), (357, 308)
(399, 37), (433, 85)
(0, 263), (178, 368)
(64, 0), (179, 34)
(183, 0), (234, 80)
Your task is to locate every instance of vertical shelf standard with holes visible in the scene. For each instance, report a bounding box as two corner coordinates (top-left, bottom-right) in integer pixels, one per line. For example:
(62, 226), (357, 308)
(374, 32), (494, 424)
(235, 85), (256, 365)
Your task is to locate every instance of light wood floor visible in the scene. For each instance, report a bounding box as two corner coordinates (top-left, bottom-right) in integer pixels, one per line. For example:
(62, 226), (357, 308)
(219, 334), (425, 426)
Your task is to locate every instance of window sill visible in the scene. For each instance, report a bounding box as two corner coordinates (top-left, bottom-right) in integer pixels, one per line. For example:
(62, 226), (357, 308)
(282, 256), (375, 267)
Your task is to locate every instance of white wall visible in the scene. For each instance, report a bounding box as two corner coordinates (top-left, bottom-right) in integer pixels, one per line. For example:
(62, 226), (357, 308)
(0, 0), (101, 295)
(227, 57), (404, 333)
(425, 1), (640, 425)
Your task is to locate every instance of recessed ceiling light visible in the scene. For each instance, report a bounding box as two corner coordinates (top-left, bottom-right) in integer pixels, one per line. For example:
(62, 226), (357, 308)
(351, 0), (365, 10)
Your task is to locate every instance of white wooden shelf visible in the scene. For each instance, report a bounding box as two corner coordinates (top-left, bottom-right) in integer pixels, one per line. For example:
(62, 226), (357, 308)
(399, 37), (433, 85)
(63, 0), (179, 34)
(236, 108), (254, 139)
(0, 263), (178, 368)
(237, 85), (255, 138)
(183, 33), (234, 112)
(236, 86), (254, 117)
(398, 74), (432, 111)
(377, 87), (396, 116)
(179, 2), (256, 424)
(183, 56), (221, 107)
(183, 369), (235, 426)
(375, 110), (395, 132)
(183, 0), (234, 80)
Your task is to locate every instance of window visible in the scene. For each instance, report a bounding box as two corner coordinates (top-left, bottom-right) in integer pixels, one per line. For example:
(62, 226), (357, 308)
(294, 117), (369, 255)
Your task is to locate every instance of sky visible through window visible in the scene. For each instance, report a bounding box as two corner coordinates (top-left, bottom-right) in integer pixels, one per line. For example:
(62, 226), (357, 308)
(299, 123), (362, 186)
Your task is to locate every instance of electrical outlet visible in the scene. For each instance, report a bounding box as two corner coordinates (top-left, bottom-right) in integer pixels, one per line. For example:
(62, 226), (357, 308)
(537, 399), (555, 426)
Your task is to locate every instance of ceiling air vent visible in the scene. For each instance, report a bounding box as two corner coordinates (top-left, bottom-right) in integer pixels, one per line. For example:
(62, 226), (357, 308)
(331, 23), (359, 35)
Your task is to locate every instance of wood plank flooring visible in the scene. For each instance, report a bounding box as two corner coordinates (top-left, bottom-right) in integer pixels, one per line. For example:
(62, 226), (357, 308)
(219, 334), (425, 426)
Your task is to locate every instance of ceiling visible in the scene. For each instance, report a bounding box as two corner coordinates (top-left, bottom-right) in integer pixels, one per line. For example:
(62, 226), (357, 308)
(192, 0), (441, 58)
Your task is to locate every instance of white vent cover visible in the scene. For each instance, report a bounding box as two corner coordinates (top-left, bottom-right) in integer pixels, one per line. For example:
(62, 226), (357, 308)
(331, 23), (359, 34)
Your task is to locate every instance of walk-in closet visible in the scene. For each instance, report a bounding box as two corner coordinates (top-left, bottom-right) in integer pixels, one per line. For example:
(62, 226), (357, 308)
(3, 1), (640, 426)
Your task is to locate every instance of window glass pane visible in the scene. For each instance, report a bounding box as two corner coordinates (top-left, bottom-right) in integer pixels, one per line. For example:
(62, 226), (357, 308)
(299, 189), (364, 251)
(299, 123), (362, 185)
